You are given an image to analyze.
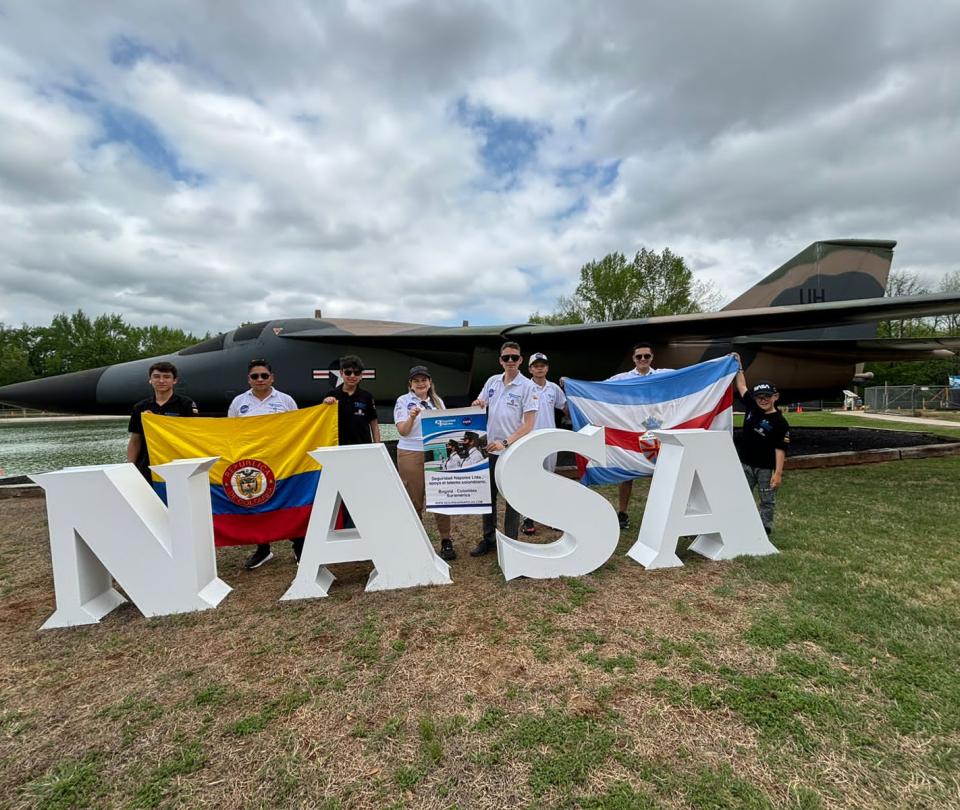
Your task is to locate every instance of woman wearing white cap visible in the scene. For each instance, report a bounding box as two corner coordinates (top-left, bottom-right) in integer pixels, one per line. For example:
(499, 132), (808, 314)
(394, 366), (456, 560)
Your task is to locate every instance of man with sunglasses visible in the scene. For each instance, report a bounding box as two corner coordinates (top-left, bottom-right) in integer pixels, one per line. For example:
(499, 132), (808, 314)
(605, 341), (671, 530)
(228, 359), (301, 569)
(732, 353), (789, 535)
(469, 341), (540, 556)
(322, 354), (381, 445)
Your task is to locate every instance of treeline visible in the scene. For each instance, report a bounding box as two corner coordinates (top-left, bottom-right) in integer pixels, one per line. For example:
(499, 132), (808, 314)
(864, 270), (960, 386)
(0, 311), (202, 387)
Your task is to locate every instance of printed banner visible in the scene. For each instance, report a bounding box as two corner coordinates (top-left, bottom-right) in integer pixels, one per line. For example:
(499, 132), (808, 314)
(142, 405), (338, 546)
(565, 355), (738, 486)
(420, 407), (491, 514)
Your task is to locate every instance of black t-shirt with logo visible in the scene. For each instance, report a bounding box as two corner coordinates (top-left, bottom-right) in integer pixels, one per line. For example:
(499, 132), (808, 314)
(330, 386), (377, 445)
(127, 393), (199, 476)
(738, 392), (790, 469)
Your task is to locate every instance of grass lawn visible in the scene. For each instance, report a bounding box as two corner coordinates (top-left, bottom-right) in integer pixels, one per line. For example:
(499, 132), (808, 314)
(1, 456), (958, 808)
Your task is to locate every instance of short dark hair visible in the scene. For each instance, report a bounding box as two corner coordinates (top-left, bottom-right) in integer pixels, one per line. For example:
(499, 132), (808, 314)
(632, 342), (653, 353)
(248, 358), (272, 372)
(148, 361), (178, 378)
(339, 354), (364, 371)
(500, 341), (521, 354)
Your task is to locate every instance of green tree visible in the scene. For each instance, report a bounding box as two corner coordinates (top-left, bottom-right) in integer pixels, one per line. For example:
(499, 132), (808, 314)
(866, 270), (960, 386)
(530, 247), (718, 324)
(1, 311), (201, 385)
(0, 323), (36, 386)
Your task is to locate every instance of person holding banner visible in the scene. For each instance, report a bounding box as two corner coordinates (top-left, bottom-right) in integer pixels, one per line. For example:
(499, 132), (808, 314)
(127, 361), (199, 482)
(470, 341), (539, 556)
(394, 365), (457, 561)
(228, 358), (302, 570)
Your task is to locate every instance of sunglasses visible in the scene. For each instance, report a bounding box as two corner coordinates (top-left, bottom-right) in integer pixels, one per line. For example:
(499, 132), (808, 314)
(754, 393), (774, 399)
(500, 354), (521, 362)
(634, 353), (653, 360)
(248, 372), (271, 380)
(341, 368), (363, 376)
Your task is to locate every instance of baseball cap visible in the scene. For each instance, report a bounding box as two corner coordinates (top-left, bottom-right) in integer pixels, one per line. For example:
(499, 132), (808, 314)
(528, 352), (549, 366)
(408, 365), (431, 380)
(751, 381), (778, 396)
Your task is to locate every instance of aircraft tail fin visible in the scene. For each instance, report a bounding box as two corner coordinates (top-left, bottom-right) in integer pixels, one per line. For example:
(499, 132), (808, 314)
(723, 239), (896, 340)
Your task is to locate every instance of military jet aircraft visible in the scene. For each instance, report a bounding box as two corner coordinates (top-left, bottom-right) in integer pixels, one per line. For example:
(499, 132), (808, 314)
(2, 238), (959, 419)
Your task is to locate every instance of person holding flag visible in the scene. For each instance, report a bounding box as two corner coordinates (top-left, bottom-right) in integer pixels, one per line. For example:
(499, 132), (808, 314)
(394, 365), (457, 561)
(228, 358), (301, 569)
(521, 352), (568, 536)
(605, 341), (670, 531)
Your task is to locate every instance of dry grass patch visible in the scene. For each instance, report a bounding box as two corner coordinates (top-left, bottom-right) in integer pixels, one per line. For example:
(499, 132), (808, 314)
(2, 460), (959, 807)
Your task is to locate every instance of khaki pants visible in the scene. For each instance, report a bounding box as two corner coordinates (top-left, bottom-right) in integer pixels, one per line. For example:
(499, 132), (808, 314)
(397, 449), (452, 538)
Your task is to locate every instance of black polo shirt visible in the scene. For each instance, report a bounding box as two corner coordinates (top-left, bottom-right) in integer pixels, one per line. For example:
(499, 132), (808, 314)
(330, 385), (377, 445)
(738, 392), (790, 469)
(128, 393), (199, 476)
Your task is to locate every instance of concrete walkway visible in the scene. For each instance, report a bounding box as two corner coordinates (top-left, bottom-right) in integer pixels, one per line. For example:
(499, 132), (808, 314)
(831, 410), (960, 428)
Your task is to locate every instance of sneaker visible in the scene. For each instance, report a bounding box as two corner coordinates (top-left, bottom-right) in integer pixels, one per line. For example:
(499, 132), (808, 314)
(439, 539), (457, 561)
(617, 511), (630, 531)
(469, 537), (495, 557)
(521, 518), (536, 536)
(291, 537), (304, 562)
(244, 545), (274, 569)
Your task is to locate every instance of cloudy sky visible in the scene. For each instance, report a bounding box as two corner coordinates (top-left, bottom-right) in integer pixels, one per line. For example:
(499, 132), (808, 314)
(2, 1), (959, 335)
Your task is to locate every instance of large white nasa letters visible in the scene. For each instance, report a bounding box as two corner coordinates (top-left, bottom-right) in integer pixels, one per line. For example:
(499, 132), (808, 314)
(627, 429), (778, 568)
(281, 443), (451, 600)
(33, 428), (778, 630)
(32, 458), (231, 629)
(494, 426), (620, 579)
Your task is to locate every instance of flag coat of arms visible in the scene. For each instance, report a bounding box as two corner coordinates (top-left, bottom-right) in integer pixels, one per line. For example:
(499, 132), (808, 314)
(565, 356), (738, 485)
(143, 405), (338, 546)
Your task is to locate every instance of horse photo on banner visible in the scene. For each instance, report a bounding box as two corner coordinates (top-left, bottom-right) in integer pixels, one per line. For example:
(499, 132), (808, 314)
(142, 405), (338, 546)
(564, 355), (738, 486)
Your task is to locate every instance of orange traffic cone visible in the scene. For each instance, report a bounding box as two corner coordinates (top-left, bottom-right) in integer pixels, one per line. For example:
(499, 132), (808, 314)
(796, 404), (803, 413)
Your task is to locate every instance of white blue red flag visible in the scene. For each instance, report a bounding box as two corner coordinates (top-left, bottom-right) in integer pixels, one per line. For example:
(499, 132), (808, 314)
(565, 356), (738, 485)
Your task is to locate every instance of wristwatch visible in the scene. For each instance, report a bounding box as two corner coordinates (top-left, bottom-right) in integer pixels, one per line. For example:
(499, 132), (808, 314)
(502, 439), (510, 447)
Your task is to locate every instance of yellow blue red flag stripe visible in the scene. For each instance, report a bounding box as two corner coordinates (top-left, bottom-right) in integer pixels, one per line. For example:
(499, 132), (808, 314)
(142, 405), (338, 546)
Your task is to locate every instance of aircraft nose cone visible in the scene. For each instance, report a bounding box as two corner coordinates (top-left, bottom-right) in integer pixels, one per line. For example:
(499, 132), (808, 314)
(0, 367), (108, 413)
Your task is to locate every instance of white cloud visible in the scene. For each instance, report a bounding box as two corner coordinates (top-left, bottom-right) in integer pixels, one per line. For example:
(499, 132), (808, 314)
(1, 0), (959, 337)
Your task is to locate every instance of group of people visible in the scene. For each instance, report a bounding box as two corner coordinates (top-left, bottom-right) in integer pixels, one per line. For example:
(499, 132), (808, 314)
(127, 341), (789, 569)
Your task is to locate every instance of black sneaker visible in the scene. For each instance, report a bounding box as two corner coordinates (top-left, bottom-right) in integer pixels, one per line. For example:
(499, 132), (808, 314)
(244, 545), (274, 569)
(469, 538), (495, 557)
(617, 511), (630, 531)
(291, 537), (304, 562)
(521, 518), (536, 535)
(439, 539), (457, 561)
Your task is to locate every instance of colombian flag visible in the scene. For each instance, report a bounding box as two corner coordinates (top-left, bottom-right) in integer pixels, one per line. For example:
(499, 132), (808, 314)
(142, 405), (338, 546)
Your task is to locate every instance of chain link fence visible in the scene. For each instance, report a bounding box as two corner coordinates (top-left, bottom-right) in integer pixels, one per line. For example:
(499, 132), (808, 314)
(865, 385), (960, 413)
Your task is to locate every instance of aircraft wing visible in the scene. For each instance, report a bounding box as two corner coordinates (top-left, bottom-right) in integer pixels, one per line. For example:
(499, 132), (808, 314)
(507, 293), (960, 345)
(276, 293), (960, 348)
(730, 336), (960, 362)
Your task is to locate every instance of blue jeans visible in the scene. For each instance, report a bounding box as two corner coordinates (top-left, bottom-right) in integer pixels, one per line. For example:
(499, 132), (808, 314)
(741, 464), (777, 531)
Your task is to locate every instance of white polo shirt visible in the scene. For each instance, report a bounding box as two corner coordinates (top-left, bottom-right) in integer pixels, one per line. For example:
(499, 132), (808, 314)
(531, 380), (567, 429)
(393, 391), (445, 451)
(227, 388), (298, 417)
(605, 367), (670, 382)
(479, 372), (540, 454)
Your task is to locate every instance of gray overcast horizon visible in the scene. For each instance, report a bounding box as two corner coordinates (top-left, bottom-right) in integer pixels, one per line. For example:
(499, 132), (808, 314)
(1, 1), (959, 335)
